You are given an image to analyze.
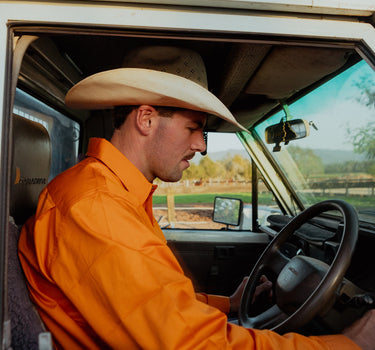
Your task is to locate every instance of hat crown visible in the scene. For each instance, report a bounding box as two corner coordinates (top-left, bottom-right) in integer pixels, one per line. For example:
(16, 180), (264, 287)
(122, 46), (208, 89)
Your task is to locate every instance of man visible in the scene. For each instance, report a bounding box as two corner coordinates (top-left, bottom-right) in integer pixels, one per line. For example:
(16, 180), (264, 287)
(19, 46), (375, 349)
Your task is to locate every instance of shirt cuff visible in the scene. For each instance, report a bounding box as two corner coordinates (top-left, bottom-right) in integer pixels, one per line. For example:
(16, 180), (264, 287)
(311, 334), (362, 350)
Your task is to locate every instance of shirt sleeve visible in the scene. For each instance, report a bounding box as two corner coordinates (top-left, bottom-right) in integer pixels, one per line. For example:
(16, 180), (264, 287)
(42, 191), (361, 350)
(196, 293), (230, 314)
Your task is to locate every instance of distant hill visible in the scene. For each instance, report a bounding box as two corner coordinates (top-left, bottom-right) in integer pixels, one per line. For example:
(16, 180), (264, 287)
(308, 149), (366, 165)
(194, 148), (366, 165)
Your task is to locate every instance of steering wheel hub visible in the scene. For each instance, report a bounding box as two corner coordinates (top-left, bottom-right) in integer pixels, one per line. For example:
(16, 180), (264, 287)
(276, 256), (329, 314)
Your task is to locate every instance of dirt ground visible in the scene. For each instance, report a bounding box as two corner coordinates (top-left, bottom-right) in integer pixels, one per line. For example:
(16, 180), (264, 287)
(154, 206), (226, 229)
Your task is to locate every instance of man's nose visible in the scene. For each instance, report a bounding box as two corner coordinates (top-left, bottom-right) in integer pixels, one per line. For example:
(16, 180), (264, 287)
(192, 131), (207, 153)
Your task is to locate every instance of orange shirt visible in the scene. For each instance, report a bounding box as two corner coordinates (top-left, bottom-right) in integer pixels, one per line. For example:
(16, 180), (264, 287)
(19, 138), (359, 350)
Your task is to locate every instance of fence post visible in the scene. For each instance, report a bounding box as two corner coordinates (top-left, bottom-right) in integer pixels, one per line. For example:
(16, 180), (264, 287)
(167, 189), (176, 228)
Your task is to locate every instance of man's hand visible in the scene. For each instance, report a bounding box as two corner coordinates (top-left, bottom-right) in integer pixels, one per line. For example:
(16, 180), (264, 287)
(229, 275), (272, 314)
(252, 275), (273, 304)
(343, 309), (375, 350)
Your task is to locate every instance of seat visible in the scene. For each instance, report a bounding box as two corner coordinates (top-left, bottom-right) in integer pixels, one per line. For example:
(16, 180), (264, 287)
(8, 114), (53, 350)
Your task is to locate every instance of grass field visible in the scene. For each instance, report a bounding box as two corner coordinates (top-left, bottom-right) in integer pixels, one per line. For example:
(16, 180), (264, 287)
(153, 192), (275, 206)
(311, 193), (375, 209)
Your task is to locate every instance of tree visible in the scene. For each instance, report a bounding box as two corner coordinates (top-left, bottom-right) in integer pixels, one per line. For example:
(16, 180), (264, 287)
(199, 156), (221, 179)
(349, 73), (375, 159)
(348, 121), (375, 160)
(222, 155), (251, 180)
(287, 145), (324, 179)
(353, 74), (375, 109)
(181, 162), (203, 180)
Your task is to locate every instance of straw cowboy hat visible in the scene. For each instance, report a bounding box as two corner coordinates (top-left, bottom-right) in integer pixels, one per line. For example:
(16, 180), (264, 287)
(65, 46), (248, 132)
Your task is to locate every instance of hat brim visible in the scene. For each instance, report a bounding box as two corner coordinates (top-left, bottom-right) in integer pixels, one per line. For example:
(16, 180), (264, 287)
(65, 68), (248, 133)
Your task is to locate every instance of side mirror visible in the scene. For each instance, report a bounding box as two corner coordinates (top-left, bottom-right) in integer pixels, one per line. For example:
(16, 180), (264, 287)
(213, 196), (243, 228)
(265, 119), (310, 152)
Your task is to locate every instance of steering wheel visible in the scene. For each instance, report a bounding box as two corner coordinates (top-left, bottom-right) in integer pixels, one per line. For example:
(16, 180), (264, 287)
(239, 199), (358, 333)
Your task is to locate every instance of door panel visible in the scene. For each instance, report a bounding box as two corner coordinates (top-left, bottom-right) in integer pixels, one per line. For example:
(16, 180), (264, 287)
(165, 230), (269, 295)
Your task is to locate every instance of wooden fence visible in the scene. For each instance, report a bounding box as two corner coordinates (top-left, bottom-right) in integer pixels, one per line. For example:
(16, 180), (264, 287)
(308, 178), (375, 196)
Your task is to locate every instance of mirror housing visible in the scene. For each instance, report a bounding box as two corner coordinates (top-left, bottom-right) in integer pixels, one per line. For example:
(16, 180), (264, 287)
(213, 196), (243, 227)
(265, 119), (310, 151)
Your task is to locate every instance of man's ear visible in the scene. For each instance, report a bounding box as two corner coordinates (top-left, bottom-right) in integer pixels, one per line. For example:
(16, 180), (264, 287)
(135, 105), (158, 136)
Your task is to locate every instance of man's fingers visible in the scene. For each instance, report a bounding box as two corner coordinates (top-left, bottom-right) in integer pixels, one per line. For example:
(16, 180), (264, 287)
(252, 278), (273, 304)
(254, 281), (273, 297)
(258, 275), (273, 297)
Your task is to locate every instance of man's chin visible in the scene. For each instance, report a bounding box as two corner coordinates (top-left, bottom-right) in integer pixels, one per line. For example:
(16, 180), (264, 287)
(158, 173), (183, 183)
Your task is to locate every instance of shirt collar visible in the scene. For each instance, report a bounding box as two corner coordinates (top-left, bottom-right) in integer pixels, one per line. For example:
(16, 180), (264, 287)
(86, 138), (156, 205)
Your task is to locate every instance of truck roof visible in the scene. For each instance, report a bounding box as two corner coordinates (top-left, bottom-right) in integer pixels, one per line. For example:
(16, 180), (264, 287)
(74, 0), (375, 16)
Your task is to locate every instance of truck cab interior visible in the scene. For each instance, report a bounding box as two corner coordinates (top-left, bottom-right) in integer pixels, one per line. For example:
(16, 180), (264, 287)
(2, 1), (375, 349)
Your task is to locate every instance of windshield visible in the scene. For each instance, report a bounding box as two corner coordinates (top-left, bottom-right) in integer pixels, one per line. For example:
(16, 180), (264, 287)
(255, 60), (375, 224)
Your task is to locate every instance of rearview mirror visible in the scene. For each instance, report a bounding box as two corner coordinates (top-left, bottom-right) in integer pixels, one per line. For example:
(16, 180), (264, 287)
(213, 197), (243, 227)
(265, 119), (310, 152)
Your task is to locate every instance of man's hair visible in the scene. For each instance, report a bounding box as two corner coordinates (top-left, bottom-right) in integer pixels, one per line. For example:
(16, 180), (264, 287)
(113, 106), (137, 129)
(112, 106), (183, 130)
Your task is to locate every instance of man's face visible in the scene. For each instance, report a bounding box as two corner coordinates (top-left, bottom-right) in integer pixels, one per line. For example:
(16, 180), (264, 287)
(149, 109), (207, 182)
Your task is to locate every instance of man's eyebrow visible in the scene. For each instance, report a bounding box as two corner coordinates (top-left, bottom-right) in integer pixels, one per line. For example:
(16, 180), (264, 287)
(191, 118), (207, 129)
(195, 120), (205, 129)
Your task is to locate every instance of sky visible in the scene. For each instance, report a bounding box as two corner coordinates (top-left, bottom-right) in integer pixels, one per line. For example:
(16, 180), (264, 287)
(207, 132), (244, 152)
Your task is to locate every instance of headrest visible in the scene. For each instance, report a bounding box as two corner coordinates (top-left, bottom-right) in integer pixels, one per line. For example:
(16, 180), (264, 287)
(10, 114), (51, 224)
